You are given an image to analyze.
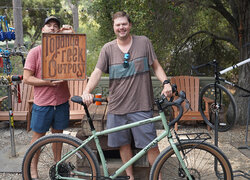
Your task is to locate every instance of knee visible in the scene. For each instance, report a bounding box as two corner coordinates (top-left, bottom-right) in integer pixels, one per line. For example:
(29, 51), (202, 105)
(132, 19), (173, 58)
(148, 146), (160, 155)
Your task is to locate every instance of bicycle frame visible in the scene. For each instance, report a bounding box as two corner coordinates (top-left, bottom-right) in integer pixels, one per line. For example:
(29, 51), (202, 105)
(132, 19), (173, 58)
(217, 77), (250, 94)
(192, 58), (250, 102)
(208, 58), (250, 94)
(55, 107), (193, 180)
(219, 58), (250, 75)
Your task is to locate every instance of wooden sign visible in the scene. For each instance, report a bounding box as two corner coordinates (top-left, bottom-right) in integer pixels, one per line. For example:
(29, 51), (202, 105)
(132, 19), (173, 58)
(42, 33), (86, 80)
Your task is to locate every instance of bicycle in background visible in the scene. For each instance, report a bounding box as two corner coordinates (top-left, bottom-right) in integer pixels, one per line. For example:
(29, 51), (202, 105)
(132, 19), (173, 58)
(192, 58), (250, 132)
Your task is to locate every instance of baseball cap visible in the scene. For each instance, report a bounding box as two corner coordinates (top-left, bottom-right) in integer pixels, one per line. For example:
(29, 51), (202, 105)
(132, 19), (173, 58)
(44, 16), (61, 27)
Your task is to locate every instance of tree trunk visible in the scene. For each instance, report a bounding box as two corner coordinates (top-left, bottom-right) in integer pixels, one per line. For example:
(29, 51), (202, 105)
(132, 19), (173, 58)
(68, 0), (79, 33)
(235, 0), (250, 125)
(12, 0), (23, 47)
(72, 5), (79, 33)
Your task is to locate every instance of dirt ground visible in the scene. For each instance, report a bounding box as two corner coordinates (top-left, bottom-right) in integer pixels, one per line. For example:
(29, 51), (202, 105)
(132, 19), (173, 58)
(0, 122), (249, 180)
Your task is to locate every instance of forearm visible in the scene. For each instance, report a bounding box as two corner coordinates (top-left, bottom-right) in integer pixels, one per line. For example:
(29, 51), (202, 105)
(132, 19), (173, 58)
(23, 69), (55, 86)
(152, 60), (168, 83)
(83, 68), (102, 94)
(152, 59), (172, 97)
(154, 66), (168, 83)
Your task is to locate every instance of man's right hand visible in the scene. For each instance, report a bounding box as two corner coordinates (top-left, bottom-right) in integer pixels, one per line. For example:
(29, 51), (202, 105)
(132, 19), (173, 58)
(81, 91), (94, 106)
(49, 80), (64, 86)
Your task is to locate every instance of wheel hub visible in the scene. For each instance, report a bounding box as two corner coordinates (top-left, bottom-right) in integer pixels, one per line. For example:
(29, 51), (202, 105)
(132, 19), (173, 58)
(187, 168), (200, 180)
(49, 162), (72, 179)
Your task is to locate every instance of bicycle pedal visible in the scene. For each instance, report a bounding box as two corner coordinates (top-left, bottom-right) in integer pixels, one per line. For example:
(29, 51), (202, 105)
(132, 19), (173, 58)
(114, 176), (130, 180)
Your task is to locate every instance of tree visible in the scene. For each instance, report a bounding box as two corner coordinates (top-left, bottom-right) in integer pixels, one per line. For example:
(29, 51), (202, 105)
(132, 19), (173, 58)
(12, 0), (23, 47)
(186, 0), (250, 125)
(89, 0), (249, 124)
(235, 0), (250, 125)
(22, 0), (66, 48)
(67, 0), (79, 32)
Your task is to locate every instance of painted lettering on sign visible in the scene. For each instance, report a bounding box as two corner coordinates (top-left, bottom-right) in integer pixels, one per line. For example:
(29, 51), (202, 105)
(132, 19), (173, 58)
(42, 33), (86, 80)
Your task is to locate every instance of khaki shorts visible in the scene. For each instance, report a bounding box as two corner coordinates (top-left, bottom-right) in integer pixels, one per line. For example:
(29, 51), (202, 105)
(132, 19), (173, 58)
(106, 111), (157, 148)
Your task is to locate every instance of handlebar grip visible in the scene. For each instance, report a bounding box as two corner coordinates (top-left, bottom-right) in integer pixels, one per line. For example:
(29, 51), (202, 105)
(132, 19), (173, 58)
(93, 97), (108, 103)
(11, 75), (23, 81)
(71, 96), (84, 105)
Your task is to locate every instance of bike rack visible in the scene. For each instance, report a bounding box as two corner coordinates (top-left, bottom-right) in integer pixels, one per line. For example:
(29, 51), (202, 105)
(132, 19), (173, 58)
(176, 132), (211, 142)
(213, 97), (250, 179)
(0, 24), (25, 158)
(234, 93), (250, 179)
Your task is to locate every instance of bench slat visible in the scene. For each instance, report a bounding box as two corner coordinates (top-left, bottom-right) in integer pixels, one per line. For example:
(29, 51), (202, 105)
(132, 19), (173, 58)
(0, 111), (28, 121)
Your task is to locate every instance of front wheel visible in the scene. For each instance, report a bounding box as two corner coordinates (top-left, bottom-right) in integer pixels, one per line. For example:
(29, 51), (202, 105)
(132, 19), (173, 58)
(22, 134), (100, 180)
(199, 83), (237, 132)
(150, 141), (233, 180)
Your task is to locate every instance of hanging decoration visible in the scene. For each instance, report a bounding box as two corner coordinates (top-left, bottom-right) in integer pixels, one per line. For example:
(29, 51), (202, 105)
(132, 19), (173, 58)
(0, 15), (15, 42)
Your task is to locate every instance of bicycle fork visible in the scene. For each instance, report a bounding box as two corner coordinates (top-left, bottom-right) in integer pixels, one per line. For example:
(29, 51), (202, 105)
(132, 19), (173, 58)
(93, 132), (109, 177)
(168, 137), (193, 180)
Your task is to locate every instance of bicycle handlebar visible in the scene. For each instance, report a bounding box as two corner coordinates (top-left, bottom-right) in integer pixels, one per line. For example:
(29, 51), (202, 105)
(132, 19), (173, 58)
(191, 60), (217, 75)
(192, 58), (250, 76)
(220, 58), (250, 75)
(0, 75), (23, 85)
(71, 86), (188, 128)
(71, 96), (108, 105)
(11, 75), (23, 81)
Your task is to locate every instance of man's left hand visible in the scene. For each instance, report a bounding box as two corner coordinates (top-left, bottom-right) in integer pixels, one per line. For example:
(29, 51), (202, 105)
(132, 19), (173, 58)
(58, 25), (75, 33)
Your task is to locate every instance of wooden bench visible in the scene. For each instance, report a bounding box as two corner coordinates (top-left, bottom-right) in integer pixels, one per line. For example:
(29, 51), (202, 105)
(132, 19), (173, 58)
(0, 80), (88, 131)
(68, 80), (87, 119)
(171, 76), (211, 131)
(0, 83), (34, 123)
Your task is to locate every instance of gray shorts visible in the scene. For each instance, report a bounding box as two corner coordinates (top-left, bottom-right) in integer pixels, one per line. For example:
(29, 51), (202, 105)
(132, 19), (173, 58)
(107, 111), (157, 148)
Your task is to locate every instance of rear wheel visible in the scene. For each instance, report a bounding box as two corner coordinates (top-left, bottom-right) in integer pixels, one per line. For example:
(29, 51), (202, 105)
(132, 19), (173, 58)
(22, 134), (100, 180)
(150, 141), (233, 180)
(199, 83), (237, 132)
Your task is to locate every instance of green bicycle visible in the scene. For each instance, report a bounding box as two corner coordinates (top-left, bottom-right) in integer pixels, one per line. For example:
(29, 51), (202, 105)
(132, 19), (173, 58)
(22, 89), (233, 179)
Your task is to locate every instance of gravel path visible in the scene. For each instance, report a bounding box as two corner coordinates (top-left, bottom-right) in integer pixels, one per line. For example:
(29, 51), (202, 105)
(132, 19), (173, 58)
(0, 122), (249, 180)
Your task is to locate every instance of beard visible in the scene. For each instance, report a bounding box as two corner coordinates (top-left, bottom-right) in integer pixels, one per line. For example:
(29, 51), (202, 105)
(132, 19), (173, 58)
(117, 32), (130, 40)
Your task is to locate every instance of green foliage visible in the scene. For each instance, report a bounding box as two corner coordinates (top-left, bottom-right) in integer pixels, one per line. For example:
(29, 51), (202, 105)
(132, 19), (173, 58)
(79, 21), (102, 76)
(169, 4), (239, 78)
(88, 0), (179, 68)
(0, 0), (242, 81)
(86, 0), (239, 80)
(22, 0), (73, 48)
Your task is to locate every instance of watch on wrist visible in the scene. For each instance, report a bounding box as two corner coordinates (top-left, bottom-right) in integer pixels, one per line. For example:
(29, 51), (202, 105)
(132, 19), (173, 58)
(163, 80), (170, 86)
